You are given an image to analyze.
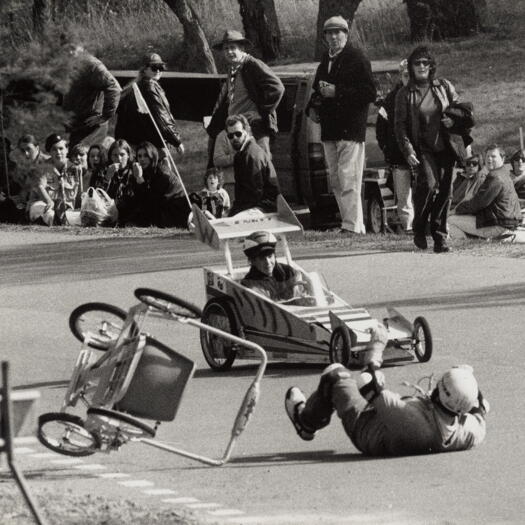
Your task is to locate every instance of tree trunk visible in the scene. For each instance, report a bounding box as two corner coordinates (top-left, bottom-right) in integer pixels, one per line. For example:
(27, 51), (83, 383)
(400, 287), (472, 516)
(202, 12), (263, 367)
(238, 0), (282, 62)
(32, 0), (51, 35)
(314, 0), (364, 60)
(163, 0), (217, 73)
(405, 0), (488, 42)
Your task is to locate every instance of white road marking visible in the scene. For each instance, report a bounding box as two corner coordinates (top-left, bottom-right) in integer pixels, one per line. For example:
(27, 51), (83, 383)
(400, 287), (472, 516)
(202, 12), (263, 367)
(14, 447), (36, 454)
(14, 436), (38, 445)
(207, 509), (245, 517)
(118, 479), (155, 488)
(142, 488), (178, 496)
(30, 452), (57, 459)
(185, 503), (222, 509)
(97, 473), (130, 479)
(73, 463), (107, 470)
(51, 458), (84, 465)
(162, 497), (200, 504)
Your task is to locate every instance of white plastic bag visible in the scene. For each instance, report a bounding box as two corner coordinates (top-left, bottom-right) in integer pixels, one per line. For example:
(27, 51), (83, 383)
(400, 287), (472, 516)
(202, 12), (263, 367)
(80, 187), (117, 227)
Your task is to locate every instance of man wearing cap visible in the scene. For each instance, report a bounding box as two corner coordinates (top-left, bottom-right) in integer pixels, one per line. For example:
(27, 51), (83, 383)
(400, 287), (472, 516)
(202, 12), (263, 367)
(376, 59), (414, 233)
(207, 30), (284, 158)
(308, 16), (376, 235)
(63, 45), (121, 149)
(241, 231), (307, 303)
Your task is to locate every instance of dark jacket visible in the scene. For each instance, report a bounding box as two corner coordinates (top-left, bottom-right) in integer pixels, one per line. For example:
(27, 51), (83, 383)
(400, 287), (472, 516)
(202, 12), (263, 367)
(207, 55), (284, 139)
(241, 262), (300, 302)
(443, 102), (474, 166)
(115, 78), (182, 149)
(229, 138), (280, 215)
(376, 83), (407, 165)
(394, 78), (458, 160)
(63, 53), (121, 128)
(455, 165), (522, 229)
(308, 44), (376, 142)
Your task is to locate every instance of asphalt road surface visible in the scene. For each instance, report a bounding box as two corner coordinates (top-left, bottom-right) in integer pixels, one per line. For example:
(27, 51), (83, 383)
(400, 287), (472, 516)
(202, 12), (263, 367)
(2, 235), (525, 524)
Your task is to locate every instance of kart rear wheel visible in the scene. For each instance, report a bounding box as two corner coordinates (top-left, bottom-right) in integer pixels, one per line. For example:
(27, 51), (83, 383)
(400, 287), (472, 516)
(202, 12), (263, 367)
(38, 412), (100, 456)
(86, 407), (156, 439)
(69, 302), (134, 351)
(200, 300), (238, 371)
(329, 326), (352, 367)
(134, 288), (202, 319)
(413, 316), (432, 362)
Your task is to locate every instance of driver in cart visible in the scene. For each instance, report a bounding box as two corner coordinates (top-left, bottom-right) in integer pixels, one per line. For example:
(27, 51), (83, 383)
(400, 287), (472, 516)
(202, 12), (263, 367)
(241, 231), (312, 305)
(285, 324), (489, 455)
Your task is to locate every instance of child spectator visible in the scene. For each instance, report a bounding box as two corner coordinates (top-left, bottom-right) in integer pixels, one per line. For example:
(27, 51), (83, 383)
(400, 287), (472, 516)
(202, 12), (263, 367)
(194, 167), (230, 218)
(509, 149), (525, 198)
(136, 141), (190, 228)
(70, 143), (89, 207)
(86, 144), (109, 190)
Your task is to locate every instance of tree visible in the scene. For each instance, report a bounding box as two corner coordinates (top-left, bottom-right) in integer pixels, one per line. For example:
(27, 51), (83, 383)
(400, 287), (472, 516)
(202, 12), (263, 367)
(162, 0), (217, 73)
(32, 0), (51, 35)
(314, 0), (364, 60)
(238, 0), (282, 62)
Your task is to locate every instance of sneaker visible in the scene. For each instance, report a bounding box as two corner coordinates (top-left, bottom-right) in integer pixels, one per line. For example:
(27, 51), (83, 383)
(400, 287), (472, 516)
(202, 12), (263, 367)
(321, 363), (347, 376)
(285, 387), (316, 441)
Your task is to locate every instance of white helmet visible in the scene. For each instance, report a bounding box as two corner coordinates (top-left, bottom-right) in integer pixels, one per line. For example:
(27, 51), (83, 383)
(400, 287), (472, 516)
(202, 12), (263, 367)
(437, 365), (479, 415)
(243, 231), (277, 258)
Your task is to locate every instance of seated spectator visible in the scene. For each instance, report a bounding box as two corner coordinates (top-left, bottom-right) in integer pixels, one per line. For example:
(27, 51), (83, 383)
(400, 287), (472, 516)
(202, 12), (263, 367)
(241, 231), (309, 304)
(449, 144), (522, 239)
(213, 129), (235, 202)
(106, 139), (146, 227)
(509, 148), (525, 198)
(70, 143), (89, 207)
(135, 141), (189, 228)
(0, 137), (26, 223)
(28, 134), (81, 226)
(191, 167), (230, 219)
(450, 153), (486, 212)
(86, 143), (110, 190)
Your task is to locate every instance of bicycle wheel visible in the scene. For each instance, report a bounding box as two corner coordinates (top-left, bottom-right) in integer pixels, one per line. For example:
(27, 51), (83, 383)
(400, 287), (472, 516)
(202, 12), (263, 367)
(134, 288), (202, 319)
(38, 412), (100, 456)
(69, 302), (134, 350)
(86, 407), (156, 439)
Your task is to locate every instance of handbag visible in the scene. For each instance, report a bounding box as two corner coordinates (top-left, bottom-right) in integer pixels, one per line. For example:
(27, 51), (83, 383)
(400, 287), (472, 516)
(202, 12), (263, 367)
(80, 187), (118, 227)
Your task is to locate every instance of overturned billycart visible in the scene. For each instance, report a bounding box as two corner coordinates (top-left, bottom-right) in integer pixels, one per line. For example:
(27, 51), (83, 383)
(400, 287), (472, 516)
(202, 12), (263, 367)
(193, 196), (433, 371)
(37, 295), (266, 466)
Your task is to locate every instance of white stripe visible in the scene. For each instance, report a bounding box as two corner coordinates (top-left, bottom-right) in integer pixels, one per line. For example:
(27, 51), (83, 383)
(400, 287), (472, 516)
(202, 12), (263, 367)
(142, 489), (177, 496)
(73, 463), (106, 470)
(30, 452), (57, 459)
(97, 472), (130, 479)
(51, 458), (84, 465)
(14, 447), (36, 454)
(162, 497), (200, 504)
(186, 502), (222, 509)
(118, 480), (155, 487)
(207, 509), (245, 516)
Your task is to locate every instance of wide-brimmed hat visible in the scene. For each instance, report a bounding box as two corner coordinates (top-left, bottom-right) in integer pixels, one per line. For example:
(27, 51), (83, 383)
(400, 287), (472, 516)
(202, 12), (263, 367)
(142, 52), (166, 70)
(213, 30), (252, 51)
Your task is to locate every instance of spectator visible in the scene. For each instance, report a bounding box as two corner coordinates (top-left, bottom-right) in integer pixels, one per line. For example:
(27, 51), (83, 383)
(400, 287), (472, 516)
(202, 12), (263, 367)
(70, 143), (89, 205)
(307, 16), (376, 235)
(207, 30), (284, 159)
(115, 53), (184, 157)
(376, 59), (414, 233)
(450, 153), (486, 211)
(395, 46), (459, 253)
(509, 148), (525, 198)
(191, 167), (231, 219)
(449, 144), (522, 239)
(63, 44), (121, 149)
(86, 144), (109, 190)
(213, 129), (236, 202)
(226, 115), (280, 216)
(135, 141), (189, 228)
(28, 134), (81, 225)
(106, 139), (146, 227)
(0, 137), (26, 223)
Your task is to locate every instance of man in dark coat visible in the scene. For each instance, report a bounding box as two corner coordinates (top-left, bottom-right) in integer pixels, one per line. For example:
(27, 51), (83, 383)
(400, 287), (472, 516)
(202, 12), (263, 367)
(308, 16), (377, 234)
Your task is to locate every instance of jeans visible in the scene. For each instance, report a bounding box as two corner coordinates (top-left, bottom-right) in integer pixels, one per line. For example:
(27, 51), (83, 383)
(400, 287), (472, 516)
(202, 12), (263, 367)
(448, 214), (510, 239)
(392, 166), (414, 231)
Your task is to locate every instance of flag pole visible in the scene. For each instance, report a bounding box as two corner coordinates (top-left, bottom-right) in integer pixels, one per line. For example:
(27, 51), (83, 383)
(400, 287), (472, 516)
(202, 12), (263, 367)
(520, 127), (524, 151)
(132, 83), (191, 208)
(0, 91), (11, 199)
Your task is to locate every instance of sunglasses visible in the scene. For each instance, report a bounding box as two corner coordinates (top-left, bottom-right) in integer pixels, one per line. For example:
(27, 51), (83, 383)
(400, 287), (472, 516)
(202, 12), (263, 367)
(227, 131), (243, 139)
(149, 65), (164, 72)
(466, 161), (479, 167)
(413, 59), (431, 67)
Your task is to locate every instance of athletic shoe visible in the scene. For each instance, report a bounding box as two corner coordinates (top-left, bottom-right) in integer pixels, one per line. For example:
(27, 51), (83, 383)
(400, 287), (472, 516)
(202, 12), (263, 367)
(285, 387), (316, 441)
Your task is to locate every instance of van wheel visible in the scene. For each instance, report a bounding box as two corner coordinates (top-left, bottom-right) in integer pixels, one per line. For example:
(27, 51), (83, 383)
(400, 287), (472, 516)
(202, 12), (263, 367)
(366, 193), (383, 234)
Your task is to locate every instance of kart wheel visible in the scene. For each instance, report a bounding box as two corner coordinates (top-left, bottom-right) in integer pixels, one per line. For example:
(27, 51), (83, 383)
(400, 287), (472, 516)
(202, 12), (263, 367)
(69, 302), (134, 351)
(200, 300), (238, 371)
(413, 316), (433, 362)
(38, 412), (100, 456)
(366, 192), (383, 234)
(329, 326), (352, 367)
(134, 288), (202, 319)
(86, 407), (156, 439)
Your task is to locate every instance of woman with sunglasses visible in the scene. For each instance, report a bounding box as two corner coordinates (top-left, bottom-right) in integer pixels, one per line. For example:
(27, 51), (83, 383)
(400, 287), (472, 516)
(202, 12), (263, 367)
(450, 153), (486, 212)
(395, 46), (459, 253)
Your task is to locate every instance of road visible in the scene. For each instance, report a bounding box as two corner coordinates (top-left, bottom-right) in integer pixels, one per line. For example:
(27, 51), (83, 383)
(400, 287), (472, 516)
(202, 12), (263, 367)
(2, 234), (525, 524)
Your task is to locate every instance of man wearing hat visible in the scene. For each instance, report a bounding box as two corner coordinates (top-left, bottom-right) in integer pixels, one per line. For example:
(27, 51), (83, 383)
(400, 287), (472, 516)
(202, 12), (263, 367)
(63, 44), (121, 149)
(308, 16), (377, 235)
(207, 30), (284, 158)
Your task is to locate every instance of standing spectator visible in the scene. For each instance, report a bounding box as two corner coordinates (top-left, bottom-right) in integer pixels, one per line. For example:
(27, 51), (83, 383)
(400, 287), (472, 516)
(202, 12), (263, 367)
(395, 45), (459, 253)
(307, 16), (377, 235)
(86, 144), (109, 190)
(226, 115), (280, 216)
(0, 137), (26, 223)
(207, 30), (284, 158)
(509, 148), (525, 198)
(448, 144), (522, 239)
(450, 153), (486, 211)
(213, 129), (236, 203)
(115, 53), (184, 157)
(63, 44), (121, 149)
(376, 59), (414, 233)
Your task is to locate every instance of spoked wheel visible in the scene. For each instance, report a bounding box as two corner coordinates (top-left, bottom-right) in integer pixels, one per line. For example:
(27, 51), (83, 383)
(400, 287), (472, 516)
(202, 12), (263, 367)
(134, 288), (202, 319)
(329, 326), (352, 367)
(69, 303), (135, 350)
(412, 316), (433, 362)
(366, 192), (384, 234)
(200, 300), (238, 371)
(38, 412), (100, 456)
(86, 407), (156, 439)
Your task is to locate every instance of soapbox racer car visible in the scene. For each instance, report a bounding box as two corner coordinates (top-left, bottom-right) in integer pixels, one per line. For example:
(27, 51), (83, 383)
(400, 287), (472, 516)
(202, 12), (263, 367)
(192, 196), (433, 371)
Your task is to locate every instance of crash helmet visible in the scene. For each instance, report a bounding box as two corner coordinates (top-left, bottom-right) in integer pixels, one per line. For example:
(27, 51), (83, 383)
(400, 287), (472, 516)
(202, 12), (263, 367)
(436, 365), (479, 415)
(243, 231), (277, 258)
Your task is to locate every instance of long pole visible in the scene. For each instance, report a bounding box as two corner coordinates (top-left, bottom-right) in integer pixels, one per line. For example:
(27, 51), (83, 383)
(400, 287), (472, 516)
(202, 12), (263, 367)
(0, 91), (11, 198)
(520, 127), (524, 151)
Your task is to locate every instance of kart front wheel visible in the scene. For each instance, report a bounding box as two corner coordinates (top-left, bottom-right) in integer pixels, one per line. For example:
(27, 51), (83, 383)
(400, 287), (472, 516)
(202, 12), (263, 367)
(200, 300), (238, 371)
(413, 316), (433, 362)
(134, 288), (202, 319)
(329, 326), (352, 367)
(86, 407), (156, 439)
(38, 412), (100, 456)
